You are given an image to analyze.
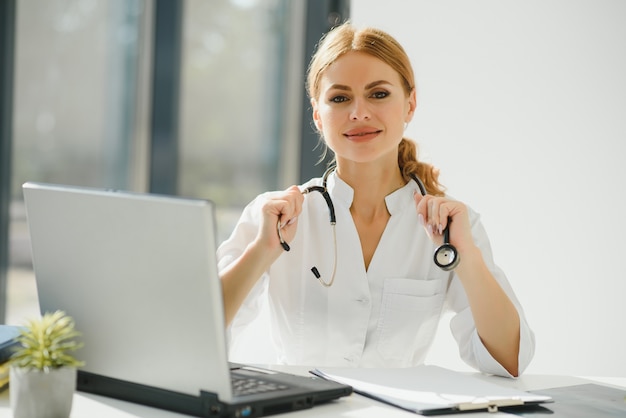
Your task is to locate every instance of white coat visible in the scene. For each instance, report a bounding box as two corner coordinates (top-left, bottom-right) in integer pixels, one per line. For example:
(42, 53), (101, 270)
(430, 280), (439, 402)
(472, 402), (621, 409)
(217, 173), (535, 377)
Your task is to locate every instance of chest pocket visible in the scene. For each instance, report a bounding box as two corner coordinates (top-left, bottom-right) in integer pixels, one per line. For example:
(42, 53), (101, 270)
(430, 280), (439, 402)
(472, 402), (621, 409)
(376, 277), (445, 366)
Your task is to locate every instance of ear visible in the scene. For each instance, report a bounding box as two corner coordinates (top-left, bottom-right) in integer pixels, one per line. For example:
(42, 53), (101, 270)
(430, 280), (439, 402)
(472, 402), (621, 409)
(405, 88), (417, 123)
(311, 98), (323, 131)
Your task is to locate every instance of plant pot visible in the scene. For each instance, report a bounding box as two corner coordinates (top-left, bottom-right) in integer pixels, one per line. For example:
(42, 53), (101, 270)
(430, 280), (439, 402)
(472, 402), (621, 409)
(9, 365), (77, 418)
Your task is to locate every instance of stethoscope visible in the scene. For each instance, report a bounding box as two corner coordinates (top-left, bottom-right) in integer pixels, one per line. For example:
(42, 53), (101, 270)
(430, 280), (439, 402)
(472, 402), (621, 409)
(277, 166), (459, 287)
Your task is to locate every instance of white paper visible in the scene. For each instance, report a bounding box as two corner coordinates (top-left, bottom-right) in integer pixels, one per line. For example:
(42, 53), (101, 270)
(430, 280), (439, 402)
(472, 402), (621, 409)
(312, 365), (552, 414)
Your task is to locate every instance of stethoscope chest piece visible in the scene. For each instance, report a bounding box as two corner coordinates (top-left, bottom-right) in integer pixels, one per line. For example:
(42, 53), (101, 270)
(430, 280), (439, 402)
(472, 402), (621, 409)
(434, 243), (459, 271)
(433, 217), (460, 271)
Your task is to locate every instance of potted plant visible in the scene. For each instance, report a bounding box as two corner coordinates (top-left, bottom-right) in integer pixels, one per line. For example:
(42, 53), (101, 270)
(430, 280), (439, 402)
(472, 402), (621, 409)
(9, 310), (84, 418)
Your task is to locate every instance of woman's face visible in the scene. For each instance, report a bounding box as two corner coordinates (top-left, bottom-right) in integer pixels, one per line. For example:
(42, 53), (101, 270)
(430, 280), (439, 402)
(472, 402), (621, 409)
(312, 51), (416, 166)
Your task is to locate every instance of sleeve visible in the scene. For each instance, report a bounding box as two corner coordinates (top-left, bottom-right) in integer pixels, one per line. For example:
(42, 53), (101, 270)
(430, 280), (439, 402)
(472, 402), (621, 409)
(216, 194), (271, 351)
(446, 209), (535, 377)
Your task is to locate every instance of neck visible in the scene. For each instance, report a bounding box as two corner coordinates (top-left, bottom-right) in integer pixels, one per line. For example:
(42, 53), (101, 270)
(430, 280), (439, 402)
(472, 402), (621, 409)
(336, 159), (405, 219)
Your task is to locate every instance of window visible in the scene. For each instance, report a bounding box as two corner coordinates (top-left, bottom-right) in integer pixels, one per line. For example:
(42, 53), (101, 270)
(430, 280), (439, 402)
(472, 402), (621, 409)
(179, 0), (304, 241)
(4, 0), (307, 324)
(2, 0), (349, 335)
(7, 0), (150, 324)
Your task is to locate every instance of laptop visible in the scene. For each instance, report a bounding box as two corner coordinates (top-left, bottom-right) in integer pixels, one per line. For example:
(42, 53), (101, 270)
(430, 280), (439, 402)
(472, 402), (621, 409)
(22, 182), (352, 417)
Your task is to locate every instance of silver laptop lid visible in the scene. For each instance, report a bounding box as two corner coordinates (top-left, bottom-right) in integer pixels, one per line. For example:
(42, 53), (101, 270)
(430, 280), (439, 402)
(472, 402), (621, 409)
(22, 182), (234, 401)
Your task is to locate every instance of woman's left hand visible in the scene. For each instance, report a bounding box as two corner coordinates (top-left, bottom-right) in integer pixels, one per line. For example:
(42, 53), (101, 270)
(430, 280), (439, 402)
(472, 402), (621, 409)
(413, 193), (475, 254)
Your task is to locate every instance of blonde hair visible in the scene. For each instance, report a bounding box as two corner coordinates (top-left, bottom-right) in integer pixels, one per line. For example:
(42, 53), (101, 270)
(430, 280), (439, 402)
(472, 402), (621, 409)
(306, 22), (444, 196)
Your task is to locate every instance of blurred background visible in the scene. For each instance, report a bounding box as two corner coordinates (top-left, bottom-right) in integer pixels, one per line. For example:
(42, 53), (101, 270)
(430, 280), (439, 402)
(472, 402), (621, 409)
(2, 0), (339, 321)
(1, 0), (625, 379)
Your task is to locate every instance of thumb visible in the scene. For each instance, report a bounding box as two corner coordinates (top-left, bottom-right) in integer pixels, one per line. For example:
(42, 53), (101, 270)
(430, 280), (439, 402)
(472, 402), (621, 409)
(413, 189), (424, 206)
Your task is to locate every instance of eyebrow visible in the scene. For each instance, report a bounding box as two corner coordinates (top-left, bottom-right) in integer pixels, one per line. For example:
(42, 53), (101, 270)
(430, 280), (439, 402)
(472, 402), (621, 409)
(328, 80), (392, 91)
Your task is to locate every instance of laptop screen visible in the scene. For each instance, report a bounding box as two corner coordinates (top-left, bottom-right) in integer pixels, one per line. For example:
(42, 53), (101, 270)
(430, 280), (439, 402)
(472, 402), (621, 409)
(23, 182), (234, 401)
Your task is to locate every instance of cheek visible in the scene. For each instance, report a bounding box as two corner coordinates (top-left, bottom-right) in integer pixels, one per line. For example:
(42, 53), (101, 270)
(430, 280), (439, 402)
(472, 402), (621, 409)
(387, 105), (410, 129)
(317, 107), (341, 133)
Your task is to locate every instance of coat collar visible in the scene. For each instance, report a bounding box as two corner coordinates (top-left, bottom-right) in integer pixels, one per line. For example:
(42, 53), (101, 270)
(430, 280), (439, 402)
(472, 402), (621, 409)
(326, 172), (420, 216)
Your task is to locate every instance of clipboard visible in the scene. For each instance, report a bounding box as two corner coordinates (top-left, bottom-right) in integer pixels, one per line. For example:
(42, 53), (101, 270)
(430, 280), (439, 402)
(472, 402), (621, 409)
(311, 365), (553, 415)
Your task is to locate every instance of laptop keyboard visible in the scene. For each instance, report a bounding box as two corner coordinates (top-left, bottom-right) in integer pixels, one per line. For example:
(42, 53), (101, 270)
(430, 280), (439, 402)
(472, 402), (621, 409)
(232, 376), (290, 396)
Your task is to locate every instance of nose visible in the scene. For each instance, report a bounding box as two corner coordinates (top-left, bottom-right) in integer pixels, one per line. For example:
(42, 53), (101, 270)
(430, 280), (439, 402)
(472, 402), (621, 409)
(350, 98), (371, 121)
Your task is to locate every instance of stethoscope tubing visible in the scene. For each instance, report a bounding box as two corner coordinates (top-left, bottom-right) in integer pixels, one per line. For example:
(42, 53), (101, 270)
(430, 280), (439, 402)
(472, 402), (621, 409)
(277, 167), (337, 287)
(277, 166), (460, 286)
(277, 167), (335, 251)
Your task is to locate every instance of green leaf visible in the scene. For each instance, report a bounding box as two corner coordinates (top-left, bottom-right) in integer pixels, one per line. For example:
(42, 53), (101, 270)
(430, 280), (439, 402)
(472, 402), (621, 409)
(9, 310), (85, 370)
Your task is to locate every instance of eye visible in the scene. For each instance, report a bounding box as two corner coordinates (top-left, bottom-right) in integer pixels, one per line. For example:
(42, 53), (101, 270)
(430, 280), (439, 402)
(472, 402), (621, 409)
(371, 90), (389, 99)
(329, 95), (349, 103)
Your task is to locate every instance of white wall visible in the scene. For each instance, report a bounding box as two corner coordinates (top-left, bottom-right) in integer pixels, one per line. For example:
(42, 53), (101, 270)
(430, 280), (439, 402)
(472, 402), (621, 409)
(352, 0), (626, 377)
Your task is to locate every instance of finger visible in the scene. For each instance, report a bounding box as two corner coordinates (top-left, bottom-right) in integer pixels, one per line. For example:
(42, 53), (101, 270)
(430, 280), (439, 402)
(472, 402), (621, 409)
(413, 189), (424, 206)
(273, 187), (304, 227)
(276, 215), (300, 251)
(288, 186), (304, 221)
(415, 194), (434, 239)
(269, 204), (299, 250)
(434, 202), (451, 235)
(414, 192), (429, 218)
(423, 197), (453, 236)
(428, 198), (440, 232)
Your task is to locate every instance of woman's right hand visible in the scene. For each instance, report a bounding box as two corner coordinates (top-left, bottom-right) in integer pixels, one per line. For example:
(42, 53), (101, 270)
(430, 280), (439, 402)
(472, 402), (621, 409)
(221, 185), (304, 326)
(255, 185), (304, 259)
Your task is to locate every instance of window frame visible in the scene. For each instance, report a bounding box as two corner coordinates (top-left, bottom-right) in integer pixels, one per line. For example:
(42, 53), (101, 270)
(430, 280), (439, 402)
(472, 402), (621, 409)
(0, 0), (16, 323)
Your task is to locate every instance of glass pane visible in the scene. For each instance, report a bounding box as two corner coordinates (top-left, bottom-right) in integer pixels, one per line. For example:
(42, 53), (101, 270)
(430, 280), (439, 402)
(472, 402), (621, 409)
(179, 0), (298, 242)
(7, 0), (149, 324)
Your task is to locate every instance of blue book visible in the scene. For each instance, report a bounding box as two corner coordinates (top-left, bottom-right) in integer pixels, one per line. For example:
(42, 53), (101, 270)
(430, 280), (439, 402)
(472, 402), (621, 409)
(0, 325), (22, 363)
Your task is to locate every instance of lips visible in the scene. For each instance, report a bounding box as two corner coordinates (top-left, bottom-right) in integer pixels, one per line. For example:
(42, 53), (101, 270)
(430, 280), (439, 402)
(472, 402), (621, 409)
(343, 128), (382, 141)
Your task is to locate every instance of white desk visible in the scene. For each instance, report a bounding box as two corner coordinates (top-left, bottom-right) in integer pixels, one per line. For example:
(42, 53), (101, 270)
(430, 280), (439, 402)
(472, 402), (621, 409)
(0, 366), (624, 417)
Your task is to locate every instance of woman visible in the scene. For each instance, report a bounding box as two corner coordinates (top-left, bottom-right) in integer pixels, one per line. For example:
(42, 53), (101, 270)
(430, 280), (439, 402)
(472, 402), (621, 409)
(218, 22), (534, 377)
